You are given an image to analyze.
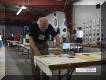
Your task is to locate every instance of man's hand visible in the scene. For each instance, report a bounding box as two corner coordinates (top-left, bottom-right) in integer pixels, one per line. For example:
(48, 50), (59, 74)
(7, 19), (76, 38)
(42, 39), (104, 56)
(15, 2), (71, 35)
(34, 51), (41, 56)
(54, 34), (62, 55)
(55, 34), (62, 48)
(29, 36), (41, 56)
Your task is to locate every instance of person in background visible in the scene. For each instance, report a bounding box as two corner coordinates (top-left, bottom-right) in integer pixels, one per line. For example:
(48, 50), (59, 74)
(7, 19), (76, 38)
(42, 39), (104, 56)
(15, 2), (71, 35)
(25, 33), (29, 43)
(72, 29), (77, 42)
(76, 27), (83, 53)
(29, 17), (62, 80)
(57, 27), (60, 33)
(76, 27), (83, 43)
(62, 28), (67, 42)
(0, 33), (3, 48)
(62, 28), (71, 43)
(67, 29), (71, 42)
(10, 33), (14, 40)
(14, 33), (20, 41)
(19, 33), (23, 43)
(97, 38), (101, 48)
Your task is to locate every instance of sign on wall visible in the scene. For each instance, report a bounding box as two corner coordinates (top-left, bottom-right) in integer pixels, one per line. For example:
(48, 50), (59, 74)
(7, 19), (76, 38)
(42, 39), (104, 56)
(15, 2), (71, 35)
(53, 17), (58, 28)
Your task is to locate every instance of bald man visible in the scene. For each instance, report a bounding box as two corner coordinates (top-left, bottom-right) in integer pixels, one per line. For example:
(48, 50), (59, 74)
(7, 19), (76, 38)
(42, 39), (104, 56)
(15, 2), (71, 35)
(29, 17), (62, 80)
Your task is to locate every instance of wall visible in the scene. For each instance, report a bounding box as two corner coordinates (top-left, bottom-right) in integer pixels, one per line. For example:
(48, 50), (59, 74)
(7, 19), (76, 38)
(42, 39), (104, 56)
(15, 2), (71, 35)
(5, 25), (23, 38)
(73, 0), (105, 5)
(101, 2), (106, 44)
(72, 5), (101, 44)
(46, 11), (67, 36)
(0, 25), (5, 33)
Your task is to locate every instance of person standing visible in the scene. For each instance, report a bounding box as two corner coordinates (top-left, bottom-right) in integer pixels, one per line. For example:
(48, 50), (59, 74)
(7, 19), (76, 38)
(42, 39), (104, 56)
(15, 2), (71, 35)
(62, 28), (67, 43)
(0, 33), (3, 48)
(67, 29), (71, 42)
(76, 27), (83, 43)
(76, 27), (83, 53)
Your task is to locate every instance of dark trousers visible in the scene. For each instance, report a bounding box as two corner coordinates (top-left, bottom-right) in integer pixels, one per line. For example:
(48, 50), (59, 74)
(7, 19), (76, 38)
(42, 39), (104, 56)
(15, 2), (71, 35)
(63, 38), (67, 43)
(31, 42), (49, 80)
(31, 54), (40, 80)
(31, 55), (49, 80)
(76, 38), (83, 53)
(76, 38), (83, 43)
(0, 40), (3, 48)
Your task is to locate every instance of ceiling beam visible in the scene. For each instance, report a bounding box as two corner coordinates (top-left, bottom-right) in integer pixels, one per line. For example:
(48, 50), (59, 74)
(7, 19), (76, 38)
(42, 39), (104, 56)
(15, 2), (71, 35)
(0, 0), (65, 5)
(0, 11), (35, 21)
(0, 0), (66, 11)
(28, 5), (64, 11)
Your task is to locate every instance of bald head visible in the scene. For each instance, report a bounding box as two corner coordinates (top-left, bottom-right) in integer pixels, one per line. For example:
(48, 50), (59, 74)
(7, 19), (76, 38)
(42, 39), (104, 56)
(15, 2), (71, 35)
(38, 17), (49, 32)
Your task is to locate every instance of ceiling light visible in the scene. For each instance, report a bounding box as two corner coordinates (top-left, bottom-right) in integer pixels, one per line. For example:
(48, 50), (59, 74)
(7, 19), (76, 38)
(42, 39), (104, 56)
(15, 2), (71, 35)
(16, 6), (27, 15)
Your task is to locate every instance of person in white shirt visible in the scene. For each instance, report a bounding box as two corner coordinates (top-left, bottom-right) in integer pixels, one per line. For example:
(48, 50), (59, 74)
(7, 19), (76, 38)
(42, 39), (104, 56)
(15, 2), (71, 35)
(0, 33), (3, 48)
(25, 33), (29, 43)
(76, 27), (83, 43)
(62, 28), (67, 42)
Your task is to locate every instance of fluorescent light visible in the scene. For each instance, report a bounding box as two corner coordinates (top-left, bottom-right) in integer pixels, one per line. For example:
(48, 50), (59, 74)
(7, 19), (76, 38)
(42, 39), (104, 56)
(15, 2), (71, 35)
(16, 6), (27, 15)
(16, 8), (22, 15)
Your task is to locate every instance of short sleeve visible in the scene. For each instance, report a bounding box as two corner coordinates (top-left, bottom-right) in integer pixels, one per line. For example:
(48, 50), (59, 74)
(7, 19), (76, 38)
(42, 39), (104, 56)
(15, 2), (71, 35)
(29, 24), (34, 37)
(49, 24), (58, 37)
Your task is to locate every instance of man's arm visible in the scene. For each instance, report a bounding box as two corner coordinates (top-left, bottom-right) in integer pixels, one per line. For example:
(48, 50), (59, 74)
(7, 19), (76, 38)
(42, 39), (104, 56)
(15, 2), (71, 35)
(54, 34), (63, 55)
(29, 36), (41, 56)
(55, 34), (63, 47)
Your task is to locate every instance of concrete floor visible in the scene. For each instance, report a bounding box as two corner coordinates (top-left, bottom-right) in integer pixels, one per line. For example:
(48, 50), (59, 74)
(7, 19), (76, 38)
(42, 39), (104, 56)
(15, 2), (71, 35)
(0, 46), (33, 80)
(5, 47), (32, 75)
(0, 47), (5, 80)
(0, 46), (105, 80)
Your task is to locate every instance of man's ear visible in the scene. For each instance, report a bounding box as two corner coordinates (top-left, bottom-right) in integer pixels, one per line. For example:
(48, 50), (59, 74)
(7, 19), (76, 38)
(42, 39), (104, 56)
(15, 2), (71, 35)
(37, 20), (39, 25)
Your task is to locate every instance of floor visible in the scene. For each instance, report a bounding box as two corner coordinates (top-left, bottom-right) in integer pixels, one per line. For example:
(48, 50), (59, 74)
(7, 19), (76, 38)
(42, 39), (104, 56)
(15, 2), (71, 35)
(0, 47), (5, 80)
(0, 46), (33, 80)
(5, 47), (32, 75)
(0, 46), (105, 80)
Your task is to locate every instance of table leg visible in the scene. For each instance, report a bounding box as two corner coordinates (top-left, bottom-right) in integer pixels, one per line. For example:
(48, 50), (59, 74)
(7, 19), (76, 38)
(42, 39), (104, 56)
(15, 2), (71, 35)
(27, 49), (29, 59)
(69, 68), (75, 80)
(67, 69), (70, 80)
(58, 69), (61, 80)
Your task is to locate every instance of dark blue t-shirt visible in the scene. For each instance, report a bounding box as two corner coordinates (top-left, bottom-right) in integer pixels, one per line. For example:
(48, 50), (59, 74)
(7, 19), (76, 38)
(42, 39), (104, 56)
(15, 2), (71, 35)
(29, 23), (58, 42)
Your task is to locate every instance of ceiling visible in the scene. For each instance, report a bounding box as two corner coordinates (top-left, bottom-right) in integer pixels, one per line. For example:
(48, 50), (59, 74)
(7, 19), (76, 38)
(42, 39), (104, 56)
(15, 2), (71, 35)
(0, 4), (54, 25)
(73, 0), (105, 5)
(0, 0), (74, 26)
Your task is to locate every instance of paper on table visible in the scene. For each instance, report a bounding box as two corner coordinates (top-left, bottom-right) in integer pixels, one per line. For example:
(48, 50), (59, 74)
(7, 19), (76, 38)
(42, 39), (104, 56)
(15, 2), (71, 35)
(81, 52), (101, 60)
(40, 57), (86, 65)
(88, 54), (101, 60)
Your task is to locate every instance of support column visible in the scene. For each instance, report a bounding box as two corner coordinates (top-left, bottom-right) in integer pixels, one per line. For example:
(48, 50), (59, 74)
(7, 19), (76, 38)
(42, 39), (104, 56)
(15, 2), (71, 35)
(64, 3), (73, 42)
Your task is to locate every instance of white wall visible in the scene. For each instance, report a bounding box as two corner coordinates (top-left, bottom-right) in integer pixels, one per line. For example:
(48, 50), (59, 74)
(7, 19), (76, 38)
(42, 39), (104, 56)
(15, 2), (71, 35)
(72, 4), (101, 44)
(73, 5), (101, 28)
(0, 25), (5, 33)
(46, 11), (67, 36)
(74, 0), (106, 5)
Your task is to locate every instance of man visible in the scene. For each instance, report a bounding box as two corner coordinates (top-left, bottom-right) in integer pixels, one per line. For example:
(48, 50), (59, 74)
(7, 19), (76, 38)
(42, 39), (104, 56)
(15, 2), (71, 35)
(62, 28), (67, 43)
(29, 17), (62, 80)
(76, 27), (83, 53)
(76, 27), (83, 43)
(0, 33), (3, 48)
